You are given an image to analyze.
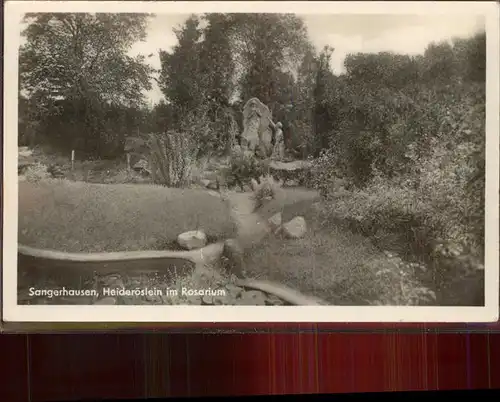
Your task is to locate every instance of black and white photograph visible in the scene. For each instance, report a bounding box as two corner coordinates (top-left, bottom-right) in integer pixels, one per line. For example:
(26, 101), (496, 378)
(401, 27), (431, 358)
(3, 1), (499, 323)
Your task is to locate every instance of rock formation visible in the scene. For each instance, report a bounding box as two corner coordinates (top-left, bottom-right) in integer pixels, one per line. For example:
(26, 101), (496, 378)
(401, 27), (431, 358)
(241, 97), (274, 158)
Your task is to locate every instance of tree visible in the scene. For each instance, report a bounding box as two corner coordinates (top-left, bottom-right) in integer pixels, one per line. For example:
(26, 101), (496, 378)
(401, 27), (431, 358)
(198, 13), (235, 107)
(313, 45), (335, 155)
(157, 15), (204, 115)
(231, 13), (311, 107)
(19, 13), (154, 156)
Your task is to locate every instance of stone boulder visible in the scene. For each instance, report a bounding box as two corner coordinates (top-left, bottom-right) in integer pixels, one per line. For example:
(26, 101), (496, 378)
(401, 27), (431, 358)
(133, 159), (151, 175)
(19, 146), (33, 158)
(206, 180), (219, 191)
(242, 97), (274, 158)
(201, 178), (219, 190)
(268, 212), (282, 233)
(201, 179), (211, 188)
(177, 230), (207, 250)
(282, 216), (307, 239)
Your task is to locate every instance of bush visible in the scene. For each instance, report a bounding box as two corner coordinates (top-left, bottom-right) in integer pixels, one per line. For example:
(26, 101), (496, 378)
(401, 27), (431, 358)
(148, 130), (198, 188)
(24, 163), (51, 183)
(317, 166), (484, 304)
(368, 253), (436, 306)
(316, 78), (485, 259)
(102, 168), (151, 185)
(307, 149), (347, 196)
(250, 175), (282, 211)
(243, 224), (437, 306)
(221, 149), (267, 191)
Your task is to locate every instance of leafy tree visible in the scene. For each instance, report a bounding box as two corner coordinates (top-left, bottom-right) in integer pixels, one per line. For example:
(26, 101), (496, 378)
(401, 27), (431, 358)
(19, 13), (154, 156)
(198, 13), (235, 107)
(156, 13), (313, 157)
(312, 45), (335, 156)
(157, 15), (207, 117)
(232, 13), (310, 107)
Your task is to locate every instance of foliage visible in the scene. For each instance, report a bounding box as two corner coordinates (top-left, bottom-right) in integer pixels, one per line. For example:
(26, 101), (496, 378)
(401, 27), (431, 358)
(157, 13), (312, 155)
(231, 14), (310, 107)
(243, 220), (437, 306)
(18, 15), (486, 304)
(313, 32), (485, 251)
(306, 149), (347, 196)
(251, 175), (283, 211)
(148, 131), (198, 188)
(19, 13), (154, 156)
(221, 149), (267, 190)
(158, 16), (206, 114)
(24, 162), (51, 183)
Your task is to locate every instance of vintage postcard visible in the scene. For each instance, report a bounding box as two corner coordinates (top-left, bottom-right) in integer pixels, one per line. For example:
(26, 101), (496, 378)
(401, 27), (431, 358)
(3, 1), (499, 323)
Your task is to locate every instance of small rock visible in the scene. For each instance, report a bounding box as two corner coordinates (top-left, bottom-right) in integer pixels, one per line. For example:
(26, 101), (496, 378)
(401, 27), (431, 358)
(99, 274), (123, 287)
(265, 294), (285, 306)
(206, 180), (219, 190)
(18, 146), (33, 157)
(133, 159), (151, 174)
(201, 179), (211, 187)
(282, 216), (307, 239)
(238, 290), (267, 305)
(226, 284), (243, 299)
(94, 297), (117, 305)
(177, 230), (207, 250)
(268, 212), (282, 233)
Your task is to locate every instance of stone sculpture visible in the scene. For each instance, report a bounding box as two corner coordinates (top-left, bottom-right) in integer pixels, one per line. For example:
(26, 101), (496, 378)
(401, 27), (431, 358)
(271, 122), (285, 161)
(241, 97), (274, 158)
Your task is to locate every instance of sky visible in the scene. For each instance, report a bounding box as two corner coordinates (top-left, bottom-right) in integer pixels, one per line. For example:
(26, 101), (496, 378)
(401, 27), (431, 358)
(130, 13), (485, 105)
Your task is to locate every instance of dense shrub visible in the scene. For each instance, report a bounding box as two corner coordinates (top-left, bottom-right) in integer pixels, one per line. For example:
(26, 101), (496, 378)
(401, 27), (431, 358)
(306, 149), (347, 196)
(24, 163), (51, 183)
(221, 149), (267, 191)
(250, 175), (282, 211)
(312, 43), (486, 304)
(148, 130), (198, 187)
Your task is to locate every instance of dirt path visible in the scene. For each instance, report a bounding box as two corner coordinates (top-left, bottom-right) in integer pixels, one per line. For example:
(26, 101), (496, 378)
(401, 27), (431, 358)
(224, 192), (271, 248)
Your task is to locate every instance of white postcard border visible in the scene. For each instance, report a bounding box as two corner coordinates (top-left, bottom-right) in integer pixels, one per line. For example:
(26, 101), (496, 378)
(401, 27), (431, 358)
(3, 1), (499, 323)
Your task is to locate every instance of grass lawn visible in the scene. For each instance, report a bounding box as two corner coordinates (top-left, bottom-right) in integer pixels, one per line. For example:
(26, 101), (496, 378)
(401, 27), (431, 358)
(19, 179), (237, 253)
(243, 227), (393, 305)
(244, 199), (437, 306)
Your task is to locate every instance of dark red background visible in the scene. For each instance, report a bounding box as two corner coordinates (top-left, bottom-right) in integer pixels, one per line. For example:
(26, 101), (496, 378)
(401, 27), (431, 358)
(2, 330), (500, 401)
